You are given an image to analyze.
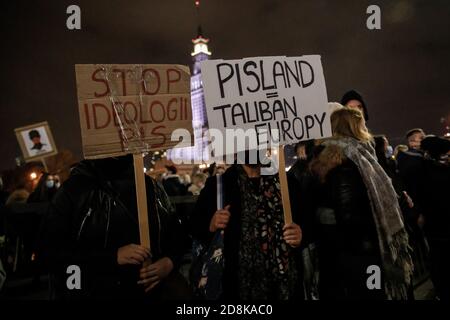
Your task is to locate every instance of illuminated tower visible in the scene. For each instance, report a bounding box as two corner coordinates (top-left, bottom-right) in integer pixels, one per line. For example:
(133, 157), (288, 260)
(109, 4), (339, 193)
(190, 23), (211, 161)
(168, 0), (211, 162)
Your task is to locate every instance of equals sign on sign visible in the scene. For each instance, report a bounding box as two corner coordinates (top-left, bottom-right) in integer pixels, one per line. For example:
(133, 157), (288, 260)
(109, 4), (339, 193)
(266, 92), (279, 99)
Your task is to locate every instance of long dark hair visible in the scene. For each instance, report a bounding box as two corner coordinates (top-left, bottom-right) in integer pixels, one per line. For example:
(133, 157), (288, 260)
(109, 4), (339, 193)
(374, 135), (389, 170)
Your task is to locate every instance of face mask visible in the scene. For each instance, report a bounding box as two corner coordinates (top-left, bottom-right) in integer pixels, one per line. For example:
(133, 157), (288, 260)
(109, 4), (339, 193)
(55, 182), (61, 188)
(46, 180), (55, 188)
(385, 145), (394, 158)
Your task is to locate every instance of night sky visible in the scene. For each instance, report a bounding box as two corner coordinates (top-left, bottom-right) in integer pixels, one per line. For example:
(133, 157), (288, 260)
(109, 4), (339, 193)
(2, 0), (449, 170)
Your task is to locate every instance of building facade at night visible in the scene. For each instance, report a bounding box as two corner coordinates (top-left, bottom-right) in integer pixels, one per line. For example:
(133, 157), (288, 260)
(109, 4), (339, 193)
(167, 27), (211, 163)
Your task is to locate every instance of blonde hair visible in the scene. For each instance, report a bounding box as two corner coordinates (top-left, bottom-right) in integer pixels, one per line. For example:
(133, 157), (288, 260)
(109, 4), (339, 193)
(331, 107), (372, 142)
(192, 173), (207, 184)
(394, 144), (408, 158)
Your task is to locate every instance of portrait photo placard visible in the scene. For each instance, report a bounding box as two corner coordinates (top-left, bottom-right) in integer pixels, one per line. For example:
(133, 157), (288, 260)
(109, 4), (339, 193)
(14, 121), (58, 161)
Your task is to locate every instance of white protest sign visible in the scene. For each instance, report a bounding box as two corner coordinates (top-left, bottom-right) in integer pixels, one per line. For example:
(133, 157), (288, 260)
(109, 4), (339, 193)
(201, 55), (331, 156)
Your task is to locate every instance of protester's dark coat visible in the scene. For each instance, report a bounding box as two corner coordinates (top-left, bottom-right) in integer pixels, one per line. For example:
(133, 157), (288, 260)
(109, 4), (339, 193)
(313, 158), (385, 299)
(190, 165), (304, 300)
(417, 154), (450, 299)
(39, 160), (184, 299)
(396, 150), (425, 211)
(419, 159), (450, 239)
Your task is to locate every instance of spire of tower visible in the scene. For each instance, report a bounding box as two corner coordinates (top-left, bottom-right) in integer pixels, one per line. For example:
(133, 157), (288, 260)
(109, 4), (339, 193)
(195, 0), (201, 35)
(191, 0), (211, 58)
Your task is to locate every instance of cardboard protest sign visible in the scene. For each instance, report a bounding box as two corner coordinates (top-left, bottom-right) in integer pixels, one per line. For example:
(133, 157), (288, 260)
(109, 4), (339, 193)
(75, 64), (193, 159)
(201, 55), (331, 155)
(15, 121), (58, 162)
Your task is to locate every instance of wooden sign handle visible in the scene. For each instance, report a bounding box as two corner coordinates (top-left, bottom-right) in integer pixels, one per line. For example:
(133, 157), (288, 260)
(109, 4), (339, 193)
(133, 154), (151, 251)
(278, 145), (293, 225)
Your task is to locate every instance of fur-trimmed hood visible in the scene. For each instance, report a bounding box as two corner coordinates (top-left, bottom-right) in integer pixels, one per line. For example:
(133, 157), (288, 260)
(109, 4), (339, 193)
(311, 137), (376, 181)
(310, 139), (347, 181)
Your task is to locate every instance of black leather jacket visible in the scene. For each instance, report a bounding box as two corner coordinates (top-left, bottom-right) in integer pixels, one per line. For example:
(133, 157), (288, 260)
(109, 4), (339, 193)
(39, 160), (183, 299)
(316, 160), (383, 299)
(324, 161), (380, 254)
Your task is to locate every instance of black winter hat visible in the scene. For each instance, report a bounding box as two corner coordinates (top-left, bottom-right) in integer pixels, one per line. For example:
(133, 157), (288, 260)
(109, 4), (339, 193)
(421, 135), (450, 159)
(340, 89), (369, 121)
(28, 129), (41, 140)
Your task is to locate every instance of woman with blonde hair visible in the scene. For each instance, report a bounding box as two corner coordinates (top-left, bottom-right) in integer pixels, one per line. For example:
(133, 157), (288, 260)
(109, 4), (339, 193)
(310, 108), (413, 300)
(394, 144), (409, 160)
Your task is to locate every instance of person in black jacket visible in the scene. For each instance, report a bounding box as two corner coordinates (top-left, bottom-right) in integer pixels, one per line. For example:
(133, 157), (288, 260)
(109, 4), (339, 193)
(39, 155), (185, 299)
(190, 156), (304, 300)
(310, 108), (413, 300)
(396, 129), (427, 212)
(418, 136), (450, 300)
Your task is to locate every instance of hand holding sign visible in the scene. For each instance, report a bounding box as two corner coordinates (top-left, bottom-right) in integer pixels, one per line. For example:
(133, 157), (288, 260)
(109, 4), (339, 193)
(209, 205), (231, 232)
(283, 223), (302, 248)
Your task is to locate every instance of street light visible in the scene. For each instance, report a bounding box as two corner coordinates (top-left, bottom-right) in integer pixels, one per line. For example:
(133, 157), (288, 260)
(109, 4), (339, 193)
(30, 172), (37, 180)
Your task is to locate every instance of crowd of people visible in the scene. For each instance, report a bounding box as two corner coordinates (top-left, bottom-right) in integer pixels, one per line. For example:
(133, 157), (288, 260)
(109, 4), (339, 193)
(0, 90), (449, 301)
(286, 92), (449, 300)
(158, 164), (223, 197)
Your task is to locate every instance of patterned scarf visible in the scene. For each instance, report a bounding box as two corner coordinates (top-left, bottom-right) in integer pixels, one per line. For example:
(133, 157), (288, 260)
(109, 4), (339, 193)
(323, 137), (414, 299)
(237, 165), (298, 300)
